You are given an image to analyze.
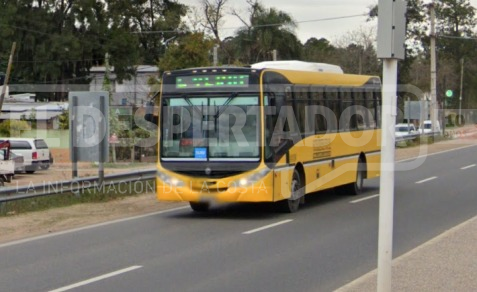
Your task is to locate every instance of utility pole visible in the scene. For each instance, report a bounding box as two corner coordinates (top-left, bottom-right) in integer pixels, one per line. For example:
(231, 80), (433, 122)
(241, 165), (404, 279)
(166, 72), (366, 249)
(459, 57), (464, 120)
(213, 45), (219, 66)
(0, 42), (17, 112)
(376, 1), (406, 291)
(272, 49), (277, 61)
(429, 3), (438, 134)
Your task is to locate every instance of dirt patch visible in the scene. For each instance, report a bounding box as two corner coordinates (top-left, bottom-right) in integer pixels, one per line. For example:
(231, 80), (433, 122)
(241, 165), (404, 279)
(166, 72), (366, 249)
(1, 137), (476, 244)
(0, 193), (186, 244)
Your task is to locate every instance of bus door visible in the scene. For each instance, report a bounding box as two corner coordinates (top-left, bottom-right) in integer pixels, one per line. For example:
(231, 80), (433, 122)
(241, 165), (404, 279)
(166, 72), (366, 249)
(265, 87), (294, 201)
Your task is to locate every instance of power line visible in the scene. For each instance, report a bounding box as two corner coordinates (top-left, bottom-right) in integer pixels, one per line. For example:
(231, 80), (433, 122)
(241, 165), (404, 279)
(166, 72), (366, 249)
(133, 13), (369, 34)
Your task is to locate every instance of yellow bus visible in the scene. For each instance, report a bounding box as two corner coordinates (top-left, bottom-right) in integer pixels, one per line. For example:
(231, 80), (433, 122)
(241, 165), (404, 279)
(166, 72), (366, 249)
(157, 62), (381, 212)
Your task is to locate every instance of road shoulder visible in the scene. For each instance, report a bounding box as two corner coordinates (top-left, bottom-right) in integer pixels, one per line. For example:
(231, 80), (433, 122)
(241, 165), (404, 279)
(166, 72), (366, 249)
(336, 215), (477, 291)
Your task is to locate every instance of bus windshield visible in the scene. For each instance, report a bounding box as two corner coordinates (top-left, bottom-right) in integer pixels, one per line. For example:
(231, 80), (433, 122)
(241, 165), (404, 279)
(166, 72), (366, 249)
(161, 95), (260, 161)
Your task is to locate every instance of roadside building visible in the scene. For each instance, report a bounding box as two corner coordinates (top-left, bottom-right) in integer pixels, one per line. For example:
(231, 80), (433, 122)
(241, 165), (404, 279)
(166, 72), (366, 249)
(0, 102), (68, 130)
(89, 65), (159, 106)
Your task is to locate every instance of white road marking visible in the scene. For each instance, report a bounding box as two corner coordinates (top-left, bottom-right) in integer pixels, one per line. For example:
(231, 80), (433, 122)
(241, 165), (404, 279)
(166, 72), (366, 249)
(461, 164), (476, 170)
(243, 219), (293, 235)
(350, 194), (379, 204)
(415, 176), (438, 184)
(397, 144), (477, 163)
(48, 266), (142, 292)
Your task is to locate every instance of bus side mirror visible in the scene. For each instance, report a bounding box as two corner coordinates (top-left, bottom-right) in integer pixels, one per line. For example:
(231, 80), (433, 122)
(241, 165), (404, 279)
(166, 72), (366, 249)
(268, 94), (276, 107)
(273, 138), (293, 158)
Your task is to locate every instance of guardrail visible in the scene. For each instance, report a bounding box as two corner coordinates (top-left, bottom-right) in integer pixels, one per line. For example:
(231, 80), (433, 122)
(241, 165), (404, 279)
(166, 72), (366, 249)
(0, 168), (156, 204)
(395, 131), (443, 144)
(395, 133), (420, 143)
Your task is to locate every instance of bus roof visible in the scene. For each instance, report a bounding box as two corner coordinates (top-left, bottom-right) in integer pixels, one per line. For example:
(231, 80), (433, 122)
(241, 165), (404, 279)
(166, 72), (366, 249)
(163, 64), (380, 88)
(251, 61), (344, 74)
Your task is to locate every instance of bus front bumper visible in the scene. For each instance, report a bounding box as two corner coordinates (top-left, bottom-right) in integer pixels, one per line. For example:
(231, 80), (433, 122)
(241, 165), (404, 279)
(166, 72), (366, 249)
(156, 172), (274, 203)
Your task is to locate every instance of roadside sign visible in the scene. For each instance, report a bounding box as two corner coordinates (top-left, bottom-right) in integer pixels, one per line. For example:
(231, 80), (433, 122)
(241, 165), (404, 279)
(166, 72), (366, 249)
(69, 91), (109, 162)
(109, 133), (119, 144)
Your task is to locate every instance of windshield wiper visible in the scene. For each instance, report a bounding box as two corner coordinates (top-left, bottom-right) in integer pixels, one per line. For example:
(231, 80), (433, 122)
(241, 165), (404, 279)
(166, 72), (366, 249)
(182, 94), (204, 118)
(214, 92), (238, 120)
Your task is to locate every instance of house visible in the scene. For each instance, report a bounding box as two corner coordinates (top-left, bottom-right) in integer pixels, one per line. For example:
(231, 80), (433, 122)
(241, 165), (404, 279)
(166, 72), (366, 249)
(0, 102), (68, 130)
(89, 65), (159, 106)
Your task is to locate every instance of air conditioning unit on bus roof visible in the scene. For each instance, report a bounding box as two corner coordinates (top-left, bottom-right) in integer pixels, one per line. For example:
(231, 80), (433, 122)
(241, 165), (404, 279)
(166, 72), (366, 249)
(251, 60), (344, 74)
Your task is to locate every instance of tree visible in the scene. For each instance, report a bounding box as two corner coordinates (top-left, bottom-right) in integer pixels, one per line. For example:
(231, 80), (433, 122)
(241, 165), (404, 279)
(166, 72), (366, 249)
(302, 37), (337, 63)
(158, 32), (214, 72)
(231, 1), (301, 64)
(368, 0), (427, 83)
(435, 0), (476, 59)
(201, 0), (228, 43)
(333, 26), (380, 75)
(106, 0), (188, 65)
(0, 1), (189, 101)
(434, 0), (477, 108)
(0, 120), (29, 137)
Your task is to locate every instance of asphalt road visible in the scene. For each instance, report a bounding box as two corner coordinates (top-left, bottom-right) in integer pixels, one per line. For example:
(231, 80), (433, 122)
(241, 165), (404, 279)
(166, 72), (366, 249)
(1, 145), (476, 292)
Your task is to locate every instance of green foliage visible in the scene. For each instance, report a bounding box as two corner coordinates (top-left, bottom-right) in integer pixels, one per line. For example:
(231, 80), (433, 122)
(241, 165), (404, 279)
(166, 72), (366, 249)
(0, 0), (189, 101)
(28, 108), (37, 129)
(303, 38), (336, 62)
(159, 33), (214, 71)
(58, 108), (69, 130)
(0, 120), (30, 136)
(229, 3), (301, 64)
(0, 180), (156, 216)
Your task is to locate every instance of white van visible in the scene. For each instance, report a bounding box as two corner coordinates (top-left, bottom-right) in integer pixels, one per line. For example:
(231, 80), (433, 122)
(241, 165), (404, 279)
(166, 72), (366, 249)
(0, 138), (50, 173)
(419, 120), (441, 135)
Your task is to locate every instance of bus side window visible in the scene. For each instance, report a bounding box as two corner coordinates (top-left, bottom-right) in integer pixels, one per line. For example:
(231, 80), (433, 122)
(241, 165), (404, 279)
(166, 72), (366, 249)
(375, 91), (382, 128)
(310, 87), (327, 134)
(340, 88), (355, 131)
(354, 90), (367, 130)
(366, 91), (377, 129)
(326, 88), (339, 132)
(294, 86), (308, 136)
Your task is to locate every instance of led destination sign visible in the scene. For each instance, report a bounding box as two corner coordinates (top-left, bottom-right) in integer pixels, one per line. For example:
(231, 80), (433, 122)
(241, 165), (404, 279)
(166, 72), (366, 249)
(176, 74), (249, 89)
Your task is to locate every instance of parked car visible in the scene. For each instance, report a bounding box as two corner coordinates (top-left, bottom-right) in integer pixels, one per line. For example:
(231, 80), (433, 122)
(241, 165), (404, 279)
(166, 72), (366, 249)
(0, 141), (16, 183)
(419, 120), (441, 135)
(40, 150), (53, 170)
(0, 151), (25, 173)
(395, 123), (418, 138)
(0, 138), (50, 174)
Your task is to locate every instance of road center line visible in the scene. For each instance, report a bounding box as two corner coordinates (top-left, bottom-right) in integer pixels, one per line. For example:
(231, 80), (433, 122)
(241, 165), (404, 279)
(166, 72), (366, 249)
(48, 265), (142, 292)
(243, 219), (293, 235)
(350, 194), (379, 204)
(415, 176), (438, 184)
(461, 164), (476, 170)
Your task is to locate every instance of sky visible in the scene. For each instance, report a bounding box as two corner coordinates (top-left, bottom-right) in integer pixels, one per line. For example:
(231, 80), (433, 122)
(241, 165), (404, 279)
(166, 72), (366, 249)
(180, 0), (477, 44)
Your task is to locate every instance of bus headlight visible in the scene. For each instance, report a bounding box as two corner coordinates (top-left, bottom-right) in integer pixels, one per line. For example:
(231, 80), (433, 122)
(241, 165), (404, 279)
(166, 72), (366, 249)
(236, 168), (270, 187)
(157, 170), (185, 187)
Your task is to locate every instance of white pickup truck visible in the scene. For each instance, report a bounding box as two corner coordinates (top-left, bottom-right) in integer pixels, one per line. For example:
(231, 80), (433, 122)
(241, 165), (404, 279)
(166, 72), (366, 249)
(0, 141), (16, 184)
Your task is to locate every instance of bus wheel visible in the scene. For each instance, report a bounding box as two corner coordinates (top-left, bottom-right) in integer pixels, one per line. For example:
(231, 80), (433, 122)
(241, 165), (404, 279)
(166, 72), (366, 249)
(280, 169), (303, 213)
(336, 159), (365, 196)
(190, 202), (210, 212)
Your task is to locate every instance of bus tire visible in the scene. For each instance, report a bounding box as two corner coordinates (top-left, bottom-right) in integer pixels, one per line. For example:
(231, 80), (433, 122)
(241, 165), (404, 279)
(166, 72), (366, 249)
(190, 202), (210, 212)
(279, 169), (303, 213)
(336, 159), (365, 196)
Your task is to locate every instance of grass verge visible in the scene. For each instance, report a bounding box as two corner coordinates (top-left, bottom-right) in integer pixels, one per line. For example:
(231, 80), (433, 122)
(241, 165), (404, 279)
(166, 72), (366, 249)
(0, 180), (155, 217)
